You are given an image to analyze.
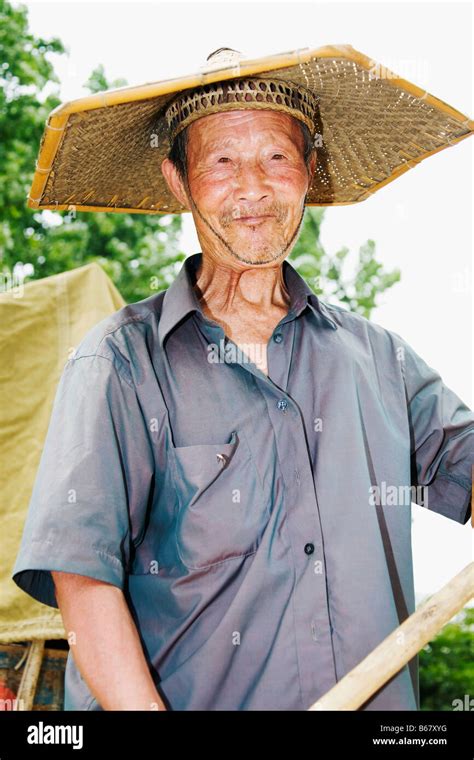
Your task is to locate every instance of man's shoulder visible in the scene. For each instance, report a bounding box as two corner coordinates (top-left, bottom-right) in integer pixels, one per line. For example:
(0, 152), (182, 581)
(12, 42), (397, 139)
(321, 299), (398, 337)
(319, 299), (408, 357)
(71, 289), (168, 374)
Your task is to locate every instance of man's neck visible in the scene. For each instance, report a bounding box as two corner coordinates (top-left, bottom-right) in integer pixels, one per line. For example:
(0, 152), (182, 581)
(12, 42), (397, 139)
(192, 252), (292, 377)
(193, 252), (291, 320)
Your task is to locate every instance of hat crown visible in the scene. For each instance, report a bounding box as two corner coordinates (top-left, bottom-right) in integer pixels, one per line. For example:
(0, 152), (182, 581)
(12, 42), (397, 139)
(200, 47), (245, 72)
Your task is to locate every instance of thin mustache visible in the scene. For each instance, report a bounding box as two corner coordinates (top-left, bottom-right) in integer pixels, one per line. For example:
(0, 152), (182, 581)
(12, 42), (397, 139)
(235, 214), (274, 219)
(228, 211), (277, 220)
(219, 207), (284, 225)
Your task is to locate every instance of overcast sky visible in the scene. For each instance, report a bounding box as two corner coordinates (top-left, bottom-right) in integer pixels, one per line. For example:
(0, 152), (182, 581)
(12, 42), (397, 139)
(22, 0), (473, 598)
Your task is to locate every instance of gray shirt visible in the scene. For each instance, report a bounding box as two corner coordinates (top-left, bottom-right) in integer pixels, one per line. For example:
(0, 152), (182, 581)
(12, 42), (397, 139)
(12, 252), (473, 711)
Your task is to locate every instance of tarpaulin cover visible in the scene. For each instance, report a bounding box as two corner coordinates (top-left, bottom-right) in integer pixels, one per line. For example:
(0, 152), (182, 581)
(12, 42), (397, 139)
(0, 263), (125, 642)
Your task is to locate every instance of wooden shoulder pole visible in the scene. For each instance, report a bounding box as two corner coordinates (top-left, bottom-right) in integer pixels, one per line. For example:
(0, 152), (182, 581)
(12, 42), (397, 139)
(309, 562), (474, 711)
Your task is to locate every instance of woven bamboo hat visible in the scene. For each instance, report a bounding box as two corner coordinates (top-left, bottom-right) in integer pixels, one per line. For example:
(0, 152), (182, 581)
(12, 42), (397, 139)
(28, 44), (473, 215)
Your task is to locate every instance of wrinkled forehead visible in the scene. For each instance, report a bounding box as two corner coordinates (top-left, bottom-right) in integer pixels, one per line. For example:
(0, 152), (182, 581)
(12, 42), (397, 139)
(187, 110), (305, 153)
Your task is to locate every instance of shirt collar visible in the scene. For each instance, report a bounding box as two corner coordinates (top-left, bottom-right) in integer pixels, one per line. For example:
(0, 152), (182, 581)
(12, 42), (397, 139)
(157, 252), (338, 347)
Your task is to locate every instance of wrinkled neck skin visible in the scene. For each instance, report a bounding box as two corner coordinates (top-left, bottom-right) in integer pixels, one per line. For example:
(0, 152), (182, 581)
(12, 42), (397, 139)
(193, 252), (291, 341)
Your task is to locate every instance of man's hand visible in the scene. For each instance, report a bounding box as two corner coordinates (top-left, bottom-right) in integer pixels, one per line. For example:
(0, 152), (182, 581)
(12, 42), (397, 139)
(52, 571), (168, 711)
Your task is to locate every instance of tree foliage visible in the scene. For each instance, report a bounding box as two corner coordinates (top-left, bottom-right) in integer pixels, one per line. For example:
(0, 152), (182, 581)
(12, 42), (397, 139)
(0, 1), (184, 301)
(419, 607), (474, 711)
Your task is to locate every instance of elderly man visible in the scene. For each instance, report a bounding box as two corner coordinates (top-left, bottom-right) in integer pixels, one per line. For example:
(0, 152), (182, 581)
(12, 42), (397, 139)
(13, 47), (473, 712)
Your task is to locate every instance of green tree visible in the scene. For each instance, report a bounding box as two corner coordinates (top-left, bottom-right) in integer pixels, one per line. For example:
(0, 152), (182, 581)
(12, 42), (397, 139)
(419, 607), (474, 711)
(0, 0), (63, 263)
(0, 1), (184, 303)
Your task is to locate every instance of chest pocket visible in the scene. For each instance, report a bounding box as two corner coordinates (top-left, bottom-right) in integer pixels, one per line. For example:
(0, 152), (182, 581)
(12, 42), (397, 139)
(170, 429), (269, 570)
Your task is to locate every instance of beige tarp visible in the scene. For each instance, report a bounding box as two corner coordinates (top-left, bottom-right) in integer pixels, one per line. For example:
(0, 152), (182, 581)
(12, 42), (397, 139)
(0, 263), (125, 643)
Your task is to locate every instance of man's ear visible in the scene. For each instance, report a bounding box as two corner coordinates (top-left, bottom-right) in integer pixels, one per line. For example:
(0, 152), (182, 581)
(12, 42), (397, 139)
(161, 158), (191, 211)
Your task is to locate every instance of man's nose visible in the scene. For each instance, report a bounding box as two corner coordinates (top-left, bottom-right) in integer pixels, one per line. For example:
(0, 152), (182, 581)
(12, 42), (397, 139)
(235, 161), (270, 203)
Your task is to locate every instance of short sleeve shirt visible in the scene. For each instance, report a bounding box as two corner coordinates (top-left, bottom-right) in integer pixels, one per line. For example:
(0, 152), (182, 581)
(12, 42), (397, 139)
(12, 252), (473, 711)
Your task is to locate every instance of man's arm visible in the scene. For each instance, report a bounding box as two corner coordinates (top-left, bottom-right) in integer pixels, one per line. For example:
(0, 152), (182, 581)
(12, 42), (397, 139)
(394, 332), (473, 524)
(52, 571), (167, 711)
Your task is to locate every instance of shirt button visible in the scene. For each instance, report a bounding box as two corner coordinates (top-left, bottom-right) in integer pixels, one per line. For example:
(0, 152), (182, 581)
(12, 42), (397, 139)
(277, 399), (288, 411)
(304, 543), (315, 555)
(273, 333), (283, 343)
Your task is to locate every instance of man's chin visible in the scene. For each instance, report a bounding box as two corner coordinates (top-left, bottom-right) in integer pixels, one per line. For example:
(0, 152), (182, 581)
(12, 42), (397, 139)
(227, 240), (288, 267)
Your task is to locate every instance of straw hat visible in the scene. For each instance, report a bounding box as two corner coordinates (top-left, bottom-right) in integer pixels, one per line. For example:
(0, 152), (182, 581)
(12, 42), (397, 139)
(28, 44), (473, 214)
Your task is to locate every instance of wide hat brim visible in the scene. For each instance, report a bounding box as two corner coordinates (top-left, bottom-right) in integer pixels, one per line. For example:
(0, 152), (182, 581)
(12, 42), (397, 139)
(28, 44), (474, 215)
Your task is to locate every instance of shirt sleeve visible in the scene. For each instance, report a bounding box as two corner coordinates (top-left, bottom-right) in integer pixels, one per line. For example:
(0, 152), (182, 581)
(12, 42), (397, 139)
(12, 352), (155, 608)
(395, 334), (473, 525)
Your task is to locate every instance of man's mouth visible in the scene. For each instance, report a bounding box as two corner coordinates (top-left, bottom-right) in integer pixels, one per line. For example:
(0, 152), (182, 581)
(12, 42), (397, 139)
(235, 215), (274, 226)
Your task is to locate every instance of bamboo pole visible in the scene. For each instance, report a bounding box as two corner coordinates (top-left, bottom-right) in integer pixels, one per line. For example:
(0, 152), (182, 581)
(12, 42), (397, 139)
(309, 562), (474, 711)
(15, 639), (45, 711)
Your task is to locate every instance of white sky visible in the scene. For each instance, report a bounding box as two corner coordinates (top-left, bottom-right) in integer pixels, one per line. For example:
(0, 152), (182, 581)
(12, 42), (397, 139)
(22, 0), (473, 599)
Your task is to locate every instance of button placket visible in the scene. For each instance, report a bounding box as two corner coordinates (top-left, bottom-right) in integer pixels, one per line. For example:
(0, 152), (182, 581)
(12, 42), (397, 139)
(263, 387), (338, 701)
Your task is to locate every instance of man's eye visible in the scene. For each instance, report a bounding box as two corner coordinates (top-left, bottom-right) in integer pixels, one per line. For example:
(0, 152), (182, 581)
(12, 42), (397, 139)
(272, 154), (285, 160)
(217, 157), (230, 163)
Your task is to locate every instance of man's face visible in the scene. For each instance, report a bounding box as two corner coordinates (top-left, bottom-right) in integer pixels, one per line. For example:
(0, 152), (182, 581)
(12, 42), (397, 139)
(161, 110), (316, 267)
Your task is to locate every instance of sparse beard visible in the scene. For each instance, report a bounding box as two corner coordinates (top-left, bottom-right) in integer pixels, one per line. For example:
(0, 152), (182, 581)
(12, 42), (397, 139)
(219, 206), (306, 265)
(223, 235), (290, 266)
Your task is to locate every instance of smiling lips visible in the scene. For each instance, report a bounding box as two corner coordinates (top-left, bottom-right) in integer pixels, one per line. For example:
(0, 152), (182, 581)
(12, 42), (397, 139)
(235, 215), (274, 226)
